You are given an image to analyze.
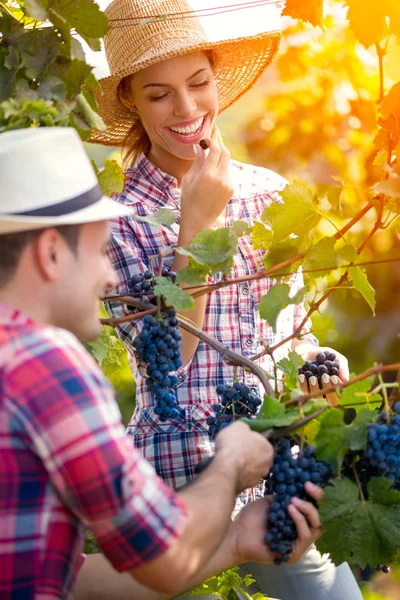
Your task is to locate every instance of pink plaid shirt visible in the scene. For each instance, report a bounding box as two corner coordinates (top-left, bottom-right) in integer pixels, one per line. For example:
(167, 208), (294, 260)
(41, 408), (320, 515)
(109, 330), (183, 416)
(0, 302), (187, 599)
(105, 154), (316, 506)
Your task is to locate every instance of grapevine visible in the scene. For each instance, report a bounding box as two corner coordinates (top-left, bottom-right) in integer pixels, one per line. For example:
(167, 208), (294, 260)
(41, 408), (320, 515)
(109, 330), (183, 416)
(207, 382), (262, 439)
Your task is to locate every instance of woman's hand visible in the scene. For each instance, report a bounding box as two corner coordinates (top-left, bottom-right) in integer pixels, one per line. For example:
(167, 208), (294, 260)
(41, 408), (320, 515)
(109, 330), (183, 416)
(232, 482), (324, 565)
(294, 343), (349, 406)
(180, 137), (233, 234)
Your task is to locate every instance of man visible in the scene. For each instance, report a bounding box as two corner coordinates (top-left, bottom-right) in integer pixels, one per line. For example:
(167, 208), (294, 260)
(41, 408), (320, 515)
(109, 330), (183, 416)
(0, 128), (322, 600)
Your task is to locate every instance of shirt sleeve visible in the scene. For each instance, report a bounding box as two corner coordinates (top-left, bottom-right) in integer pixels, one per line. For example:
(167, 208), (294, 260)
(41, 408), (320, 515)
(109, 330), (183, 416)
(5, 328), (188, 572)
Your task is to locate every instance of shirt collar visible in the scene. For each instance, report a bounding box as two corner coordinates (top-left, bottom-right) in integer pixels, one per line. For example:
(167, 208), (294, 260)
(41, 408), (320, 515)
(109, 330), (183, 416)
(0, 300), (34, 327)
(130, 153), (179, 191)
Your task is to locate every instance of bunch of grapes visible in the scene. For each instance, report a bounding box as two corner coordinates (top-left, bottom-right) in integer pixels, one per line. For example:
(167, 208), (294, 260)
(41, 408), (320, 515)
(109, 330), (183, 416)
(206, 382), (262, 439)
(132, 309), (183, 422)
(265, 439), (331, 565)
(127, 268), (177, 309)
(364, 403), (400, 486)
(298, 351), (340, 389)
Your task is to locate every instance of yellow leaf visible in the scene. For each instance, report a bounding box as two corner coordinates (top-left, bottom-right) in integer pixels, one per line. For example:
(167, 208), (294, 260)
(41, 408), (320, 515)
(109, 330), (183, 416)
(282, 0), (324, 27)
(97, 159), (125, 197)
(251, 222), (273, 251)
(345, 0), (389, 47)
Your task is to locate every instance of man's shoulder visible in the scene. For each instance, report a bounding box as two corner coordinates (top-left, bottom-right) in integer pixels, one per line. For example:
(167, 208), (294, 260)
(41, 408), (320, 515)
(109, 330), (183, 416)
(230, 160), (287, 199)
(6, 324), (101, 380)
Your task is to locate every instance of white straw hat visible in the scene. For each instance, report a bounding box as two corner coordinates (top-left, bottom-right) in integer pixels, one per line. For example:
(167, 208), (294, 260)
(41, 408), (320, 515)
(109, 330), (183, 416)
(90, 0), (282, 146)
(0, 128), (131, 235)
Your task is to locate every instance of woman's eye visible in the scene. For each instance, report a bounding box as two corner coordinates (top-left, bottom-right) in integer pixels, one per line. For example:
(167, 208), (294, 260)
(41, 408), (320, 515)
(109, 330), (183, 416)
(192, 80), (209, 89)
(149, 93), (169, 102)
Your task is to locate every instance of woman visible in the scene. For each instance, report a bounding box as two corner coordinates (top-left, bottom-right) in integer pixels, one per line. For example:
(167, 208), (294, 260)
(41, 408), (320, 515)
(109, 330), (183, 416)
(91, 1), (361, 599)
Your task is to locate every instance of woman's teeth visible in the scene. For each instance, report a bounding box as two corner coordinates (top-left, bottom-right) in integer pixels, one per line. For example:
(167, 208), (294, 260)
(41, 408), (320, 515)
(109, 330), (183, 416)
(169, 116), (204, 136)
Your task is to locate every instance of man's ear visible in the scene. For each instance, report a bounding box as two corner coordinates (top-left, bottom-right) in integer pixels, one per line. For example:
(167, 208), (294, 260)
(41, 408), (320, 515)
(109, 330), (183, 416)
(34, 229), (70, 282)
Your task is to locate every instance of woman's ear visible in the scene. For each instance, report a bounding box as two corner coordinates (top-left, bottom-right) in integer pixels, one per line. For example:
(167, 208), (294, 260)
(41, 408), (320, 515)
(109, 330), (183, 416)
(118, 76), (135, 110)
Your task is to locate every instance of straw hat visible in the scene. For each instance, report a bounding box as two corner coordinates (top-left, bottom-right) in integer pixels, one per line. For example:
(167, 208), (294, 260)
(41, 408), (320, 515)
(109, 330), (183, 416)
(0, 128), (131, 235)
(90, 0), (282, 146)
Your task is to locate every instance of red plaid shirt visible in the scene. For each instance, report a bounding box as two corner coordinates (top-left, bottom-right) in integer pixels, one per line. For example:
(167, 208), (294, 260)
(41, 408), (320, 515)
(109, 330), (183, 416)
(0, 302), (187, 600)
(105, 154), (316, 508)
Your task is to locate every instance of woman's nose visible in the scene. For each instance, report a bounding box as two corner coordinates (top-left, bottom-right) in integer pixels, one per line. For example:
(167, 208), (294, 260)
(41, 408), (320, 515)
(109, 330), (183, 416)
(173, 91), (196, 117)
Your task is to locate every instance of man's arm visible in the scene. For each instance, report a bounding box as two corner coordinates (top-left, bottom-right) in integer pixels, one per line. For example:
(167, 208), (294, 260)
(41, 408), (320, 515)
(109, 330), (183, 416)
(72, 483), (324, 600)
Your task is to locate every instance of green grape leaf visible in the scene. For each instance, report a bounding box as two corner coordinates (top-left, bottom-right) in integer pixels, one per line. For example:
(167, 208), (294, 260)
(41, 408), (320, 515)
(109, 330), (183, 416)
(282, 0), (323, 27)
(81, 35), (102, 52)
(263, 237), (304, 275)
(348, 266), (376, 314)
(87, 327), (126, 380)
(262, 181), (321, 249)
(345, 0), (389, 47)
(231, 220), (252, 237)
(75, 91), (105, 130)
(251, 222), (273, 251)
(337, 243), (358, 265)
(153, 276), (194, 311)
(277, 350), (304, 389)
(327, 185), (343, 213)
(317, 477), (400, 568)
(97, 159), (126, 197)
(49, 58), (92, 99)
(135, 207), (176, 227)
(303, 237), (338, 278)
(177, 227), (238, 266)
(85, 71), (102, 92)
(43, 0), (109, 39)
(259, 283), (306, 332)
(5, 46), (20, 70)
(37, 74), (66, 101)
(315, 408), (375, 472)
(20, 29), (60, 79)
(0, 49), (16, 102)
(338, 377), (382, 408)
(175, 260), (209, 285)
(252, 396), (300, 430)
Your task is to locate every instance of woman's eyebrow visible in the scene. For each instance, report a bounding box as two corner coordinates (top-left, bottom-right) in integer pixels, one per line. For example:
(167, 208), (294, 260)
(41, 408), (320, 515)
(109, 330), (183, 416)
(142, 68), (208, 89)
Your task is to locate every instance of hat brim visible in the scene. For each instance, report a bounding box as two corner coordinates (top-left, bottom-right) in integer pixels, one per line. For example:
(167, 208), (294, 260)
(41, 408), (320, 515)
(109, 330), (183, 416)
(90, 31), (281, 147)
(0, 196), (132, 235)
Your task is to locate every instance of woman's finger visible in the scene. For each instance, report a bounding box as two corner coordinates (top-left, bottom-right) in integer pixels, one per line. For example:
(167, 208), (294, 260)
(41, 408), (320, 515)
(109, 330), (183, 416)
(202, 138), (222, 168)
(298, 374), (309, 394)
(291, 496), (320, 529)
(337, 357), (349, 382)
(308, 375), (322, 397)
(321, 373), (340, 406)
(217, 142), (231, 173)
(287, 503), (312, 540)
(304, 481), (325, 503)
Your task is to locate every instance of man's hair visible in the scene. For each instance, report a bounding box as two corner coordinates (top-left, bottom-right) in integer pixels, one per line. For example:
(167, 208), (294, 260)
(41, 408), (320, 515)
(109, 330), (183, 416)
(0, 224), (81, 287)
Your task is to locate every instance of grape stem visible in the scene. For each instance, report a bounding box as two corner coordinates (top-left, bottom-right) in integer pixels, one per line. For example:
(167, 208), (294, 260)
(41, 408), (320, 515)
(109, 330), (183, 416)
(352, 463), (366, 504)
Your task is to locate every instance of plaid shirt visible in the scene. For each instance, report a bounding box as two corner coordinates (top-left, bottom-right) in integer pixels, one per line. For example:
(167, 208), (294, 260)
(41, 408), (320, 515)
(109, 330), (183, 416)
(105, 154), (316, 507)
(0, 302), (187, 600)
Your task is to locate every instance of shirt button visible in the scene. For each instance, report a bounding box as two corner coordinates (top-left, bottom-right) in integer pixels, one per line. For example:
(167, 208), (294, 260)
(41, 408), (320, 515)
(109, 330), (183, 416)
(245, 338), (253, 347)
(251, 386), (257, 393)
(241, 285), (249, 295)
(178, 374), (185, 382)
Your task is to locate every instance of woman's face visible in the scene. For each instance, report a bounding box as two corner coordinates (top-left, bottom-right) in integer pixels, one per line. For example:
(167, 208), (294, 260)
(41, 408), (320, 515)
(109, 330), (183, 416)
(128, 51), (219, 163)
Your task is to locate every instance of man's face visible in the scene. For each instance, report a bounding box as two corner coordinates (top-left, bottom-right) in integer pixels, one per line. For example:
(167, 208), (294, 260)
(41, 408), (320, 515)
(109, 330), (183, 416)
(53, 221), (116, 343)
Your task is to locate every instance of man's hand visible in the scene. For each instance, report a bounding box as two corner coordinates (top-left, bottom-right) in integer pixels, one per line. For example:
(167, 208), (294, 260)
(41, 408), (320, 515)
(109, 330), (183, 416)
(214, 421), (274, 493)
(232, 481), (324, 565)
(294, 343), (348, 406)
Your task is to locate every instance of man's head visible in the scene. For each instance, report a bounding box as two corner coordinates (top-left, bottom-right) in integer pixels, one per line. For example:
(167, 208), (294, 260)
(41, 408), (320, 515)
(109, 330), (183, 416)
(0, 221), (116, 342)
(0, 127), (131, 341)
